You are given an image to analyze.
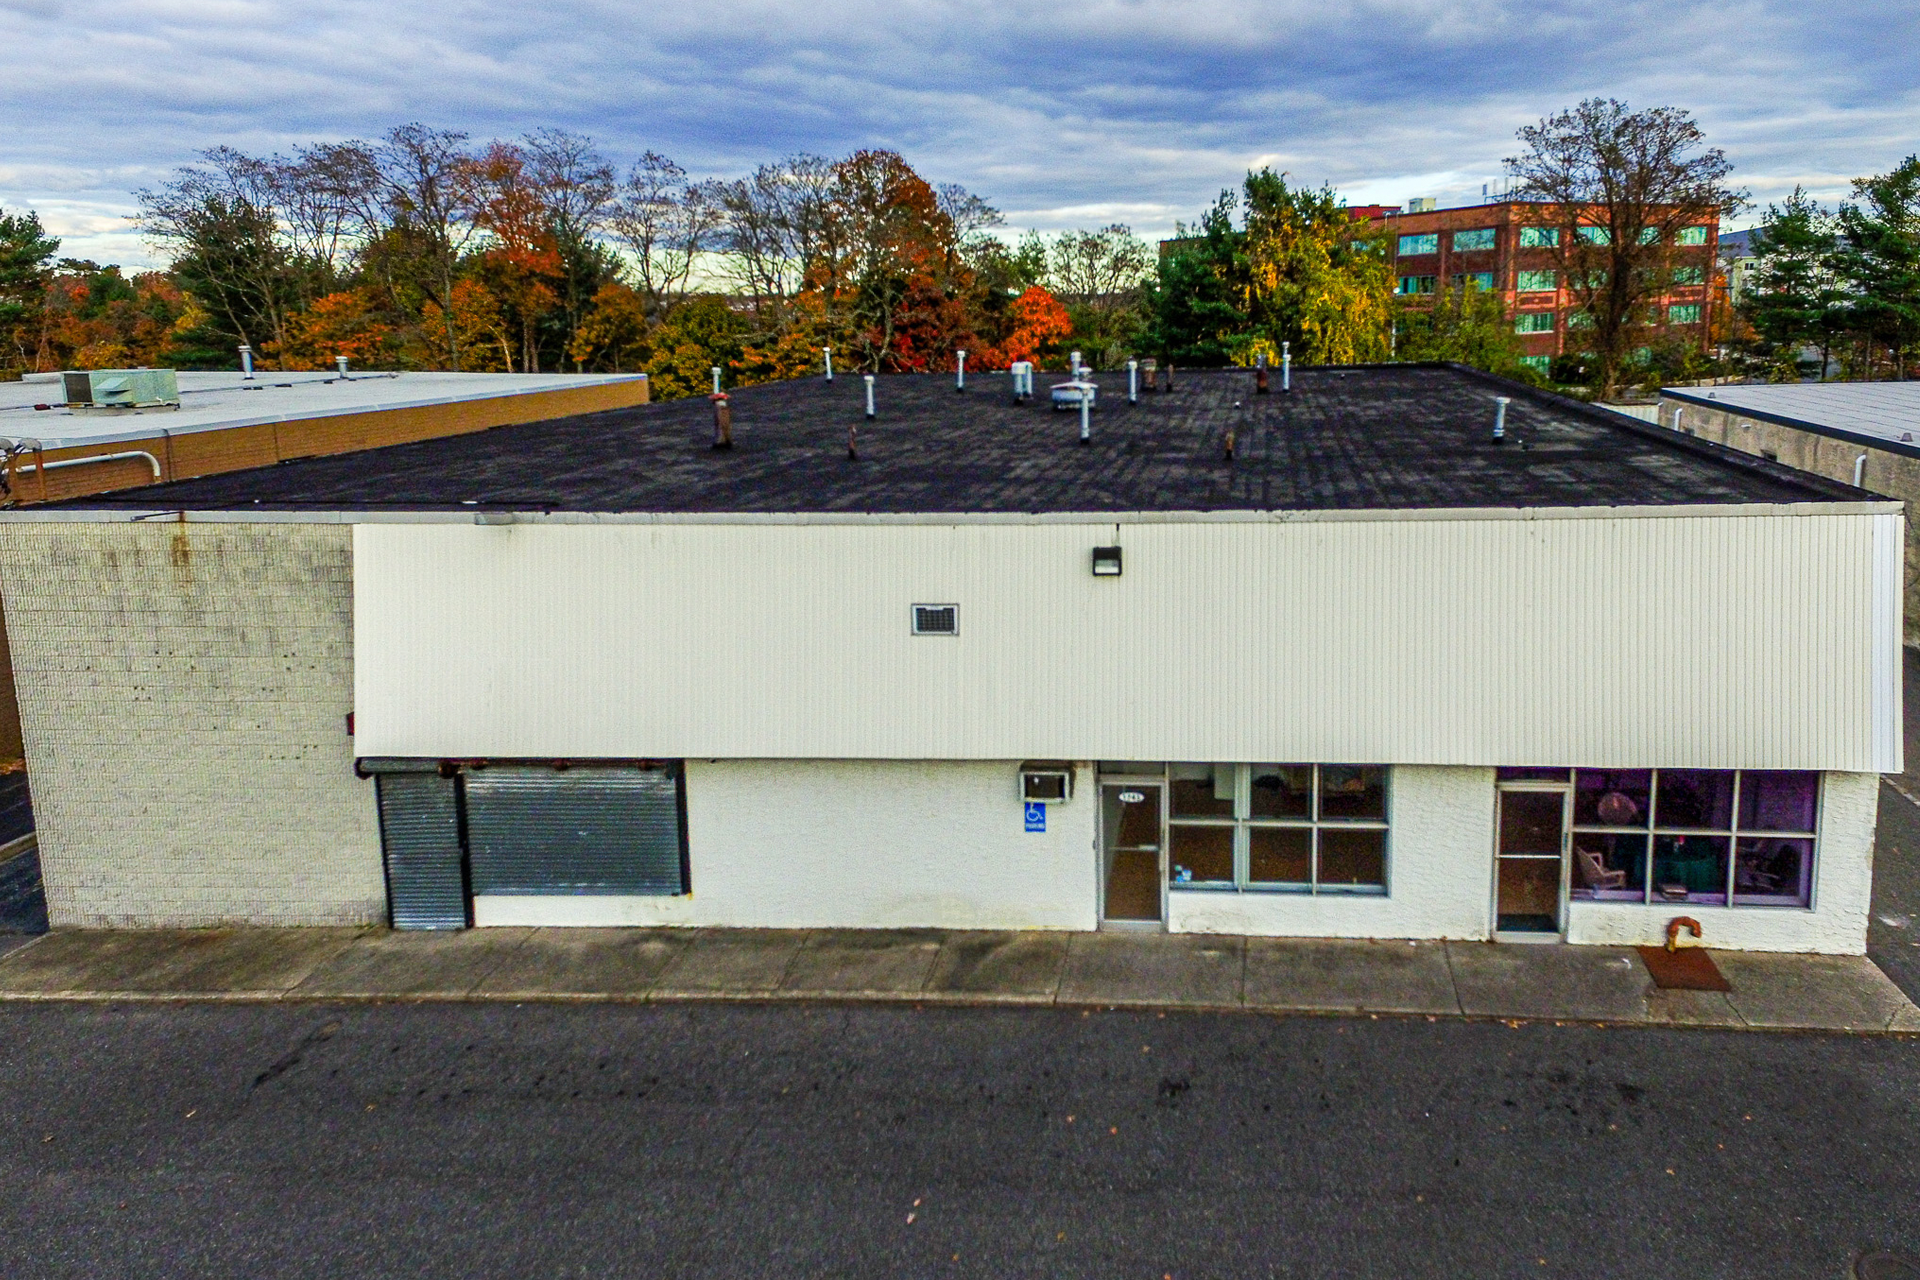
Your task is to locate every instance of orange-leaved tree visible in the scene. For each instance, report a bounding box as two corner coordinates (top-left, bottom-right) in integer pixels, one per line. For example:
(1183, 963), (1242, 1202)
(999, 285), (1073, 367)
(461, 142), (565, 372)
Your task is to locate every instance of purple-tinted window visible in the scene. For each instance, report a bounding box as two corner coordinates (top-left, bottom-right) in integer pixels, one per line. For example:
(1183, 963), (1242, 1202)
(1567, 768), (1817, 908)
(1575, 770), (1651, 827)
(1739, 772), (1819, 834)
(1656, 770), (1736, 830)
(1734, 838), (1813, 906)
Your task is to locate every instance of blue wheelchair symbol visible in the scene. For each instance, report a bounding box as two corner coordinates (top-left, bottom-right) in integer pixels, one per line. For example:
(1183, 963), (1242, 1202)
(1024, 801), (1046, 833)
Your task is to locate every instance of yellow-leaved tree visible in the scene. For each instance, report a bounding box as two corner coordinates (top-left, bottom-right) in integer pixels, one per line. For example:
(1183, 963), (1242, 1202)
(1239, 170), (1394, 366)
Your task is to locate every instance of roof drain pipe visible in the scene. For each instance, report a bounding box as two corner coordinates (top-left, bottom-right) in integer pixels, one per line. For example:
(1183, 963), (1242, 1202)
(1127, 359), (1138, 404)
(1282, 342), (1292, 392)
(864, 374), (876, 421)
(1079, 387), (1091, 446)
(1854, 453), (1868, 488)
(823, 346), (834, 382)
(1493, 395), (1510, 445)
(955, 349), (967, 392)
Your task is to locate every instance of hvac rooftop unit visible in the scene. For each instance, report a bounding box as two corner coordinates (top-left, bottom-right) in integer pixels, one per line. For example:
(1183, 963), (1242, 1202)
(63, 369), (180, 415)
(1050, 380), (1096, 411)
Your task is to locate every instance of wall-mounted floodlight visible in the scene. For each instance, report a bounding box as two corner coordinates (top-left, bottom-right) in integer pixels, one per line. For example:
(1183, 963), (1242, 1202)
(1091, 546), (1123, 576)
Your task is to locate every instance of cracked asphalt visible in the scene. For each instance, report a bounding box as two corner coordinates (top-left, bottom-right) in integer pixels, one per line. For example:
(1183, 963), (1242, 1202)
(0, 1000), (1915, 1279)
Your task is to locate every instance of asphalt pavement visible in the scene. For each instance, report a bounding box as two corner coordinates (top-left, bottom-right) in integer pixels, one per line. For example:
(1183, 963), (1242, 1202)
(0, 1000), (1915, 1279)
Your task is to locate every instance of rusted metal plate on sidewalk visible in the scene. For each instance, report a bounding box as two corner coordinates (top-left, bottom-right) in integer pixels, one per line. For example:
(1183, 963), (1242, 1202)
(1639, 945), (1732, 991)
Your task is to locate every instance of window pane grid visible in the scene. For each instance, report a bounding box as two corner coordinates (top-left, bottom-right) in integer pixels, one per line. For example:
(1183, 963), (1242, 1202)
(1167, 764), (1387, 895)
(1569, 768), (1815, 907)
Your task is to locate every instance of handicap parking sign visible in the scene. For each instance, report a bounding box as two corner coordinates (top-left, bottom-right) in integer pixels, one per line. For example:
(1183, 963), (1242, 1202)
(1024, 801), (1046, 832)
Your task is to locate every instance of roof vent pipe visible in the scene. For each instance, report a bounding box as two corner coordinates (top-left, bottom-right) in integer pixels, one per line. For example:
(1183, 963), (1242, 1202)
(334, 355), (349, 379)
(1128, 359), (1138, 404)
(1255, 352), (1269, 395)
(847, 424), (858, 460)
(710, 392), (732, 450)
(1012, 361), (1032, 402)
(1070, 350), (1083, 378)
(956, 350), (967, 392)
(1854, 453), (1868, 488)
(823, 346), (834, 381)
(711, 366), (722, 395)
(864, 374), (876, 421)
(1079, 388), (1091, 445)
(1492, 395), (1510, 444)
(1282, 342), (1291, 392)
(1165, 362), (1175, 392)
(239, 344), (254, 382)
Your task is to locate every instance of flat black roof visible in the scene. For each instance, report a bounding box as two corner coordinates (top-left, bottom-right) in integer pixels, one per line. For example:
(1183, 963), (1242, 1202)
(57, 364), (1862, 514)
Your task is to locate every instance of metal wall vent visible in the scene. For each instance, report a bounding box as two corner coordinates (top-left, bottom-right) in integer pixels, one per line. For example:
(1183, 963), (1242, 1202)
(912, 604), (958, 636)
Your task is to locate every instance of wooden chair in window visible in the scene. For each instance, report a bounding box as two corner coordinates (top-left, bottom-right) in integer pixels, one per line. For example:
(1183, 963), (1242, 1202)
(1575, 847), (1627, 891)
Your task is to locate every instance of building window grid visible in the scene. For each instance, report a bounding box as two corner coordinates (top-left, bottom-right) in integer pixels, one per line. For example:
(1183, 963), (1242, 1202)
(1570, 768), (1818, 908)
(1168, 763), (1389, 896)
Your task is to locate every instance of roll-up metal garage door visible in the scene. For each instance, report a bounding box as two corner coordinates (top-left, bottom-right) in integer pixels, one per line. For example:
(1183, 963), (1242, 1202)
(374, 767), (469, 929)
(464, 764), (686, 896)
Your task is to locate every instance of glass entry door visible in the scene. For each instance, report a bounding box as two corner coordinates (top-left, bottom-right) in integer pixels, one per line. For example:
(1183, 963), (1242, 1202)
(1495, 787), (1570, 937)
(1100, 782), (1164, 926)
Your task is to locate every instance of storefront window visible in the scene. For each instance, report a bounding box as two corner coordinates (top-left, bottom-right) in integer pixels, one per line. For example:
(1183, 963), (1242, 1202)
(1569, 768), (1816, 907)
(1165, 763), (1389, 894)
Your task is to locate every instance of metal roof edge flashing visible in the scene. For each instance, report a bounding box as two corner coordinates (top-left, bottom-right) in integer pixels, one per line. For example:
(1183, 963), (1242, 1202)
(0, 501), (1898, 526)
(1659, 386), (1920, 463)
(1440, 363), (1878, 502)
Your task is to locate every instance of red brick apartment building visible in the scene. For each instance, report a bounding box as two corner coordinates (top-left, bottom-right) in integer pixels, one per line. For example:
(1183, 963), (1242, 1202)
(1364, 201), (1719, 373)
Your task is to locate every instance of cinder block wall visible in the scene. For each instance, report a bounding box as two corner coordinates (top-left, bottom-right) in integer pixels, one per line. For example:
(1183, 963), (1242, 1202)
(1660, 399), (1920, 643)
(0, 521), (382, 926)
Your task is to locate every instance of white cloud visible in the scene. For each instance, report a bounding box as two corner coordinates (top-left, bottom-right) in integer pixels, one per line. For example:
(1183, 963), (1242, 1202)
(1, 0), (1915, 268)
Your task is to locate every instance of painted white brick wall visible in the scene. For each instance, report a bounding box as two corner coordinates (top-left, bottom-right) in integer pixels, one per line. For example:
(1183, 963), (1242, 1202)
(0, 522), (383, 926)
(474, 758), (1101, 930)
(1168, 766), (1498, 940)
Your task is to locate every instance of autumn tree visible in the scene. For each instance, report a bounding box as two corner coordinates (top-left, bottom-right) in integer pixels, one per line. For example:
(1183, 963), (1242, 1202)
(135, 147), (341, 365)
(1239, 171), (1393, 365)
(1505, 99), (1745, 398)
(1000, 285), (1073, 365)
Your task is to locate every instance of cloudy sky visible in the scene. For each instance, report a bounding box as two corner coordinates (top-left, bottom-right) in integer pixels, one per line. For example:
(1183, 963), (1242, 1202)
(3, 0), (1917, 268)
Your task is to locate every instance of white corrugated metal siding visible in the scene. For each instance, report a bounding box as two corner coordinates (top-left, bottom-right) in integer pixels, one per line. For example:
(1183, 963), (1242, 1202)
(353, 510), (1901, 771)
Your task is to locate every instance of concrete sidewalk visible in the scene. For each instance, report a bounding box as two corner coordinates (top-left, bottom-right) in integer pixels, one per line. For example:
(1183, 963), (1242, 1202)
(0, 926), (1915, 1033)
